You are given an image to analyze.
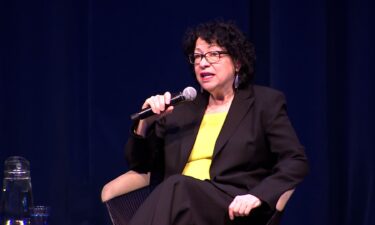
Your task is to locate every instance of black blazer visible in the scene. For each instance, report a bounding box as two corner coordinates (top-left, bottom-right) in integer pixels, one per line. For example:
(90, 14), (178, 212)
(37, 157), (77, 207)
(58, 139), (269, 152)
(126, 84), (309, 210)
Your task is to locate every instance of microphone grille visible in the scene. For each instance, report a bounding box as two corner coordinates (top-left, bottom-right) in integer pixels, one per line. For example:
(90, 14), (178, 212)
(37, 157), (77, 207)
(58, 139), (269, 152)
(182, 87), (197, 101)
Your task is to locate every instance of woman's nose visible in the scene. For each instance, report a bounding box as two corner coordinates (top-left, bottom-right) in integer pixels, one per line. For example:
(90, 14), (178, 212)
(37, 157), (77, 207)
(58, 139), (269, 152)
(199, 56), (210, 67)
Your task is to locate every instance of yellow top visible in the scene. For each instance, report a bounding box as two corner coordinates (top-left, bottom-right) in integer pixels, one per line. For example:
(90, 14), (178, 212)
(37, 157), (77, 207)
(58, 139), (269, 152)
(182, 112), (227, 180)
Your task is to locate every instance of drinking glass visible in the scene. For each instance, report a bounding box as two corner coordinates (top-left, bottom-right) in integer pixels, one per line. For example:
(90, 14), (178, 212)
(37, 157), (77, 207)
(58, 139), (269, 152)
(0, 156), (34, 225)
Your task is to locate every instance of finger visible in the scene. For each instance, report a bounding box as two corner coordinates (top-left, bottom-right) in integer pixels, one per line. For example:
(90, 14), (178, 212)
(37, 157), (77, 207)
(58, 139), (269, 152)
(232, 201), (242, 217)
(228, 206), (234, 220)
(228, 201), (236, 220)
(165, 106), (174, 114)
(157, 95), (165, 112)
(230, 197), (240, 216)
(238, 201), (248, 216)
(154, 96), (162, 113)
(244, 203), (253, 216)
(252, 199), (261, 208)
(148, 96), (160, 114)
(144, 98), (153, 111)
(249, 194), (261, 208)
(164, 92), (171, 105)
(142, 97), (152, 110)
(245, 199), (261, 216)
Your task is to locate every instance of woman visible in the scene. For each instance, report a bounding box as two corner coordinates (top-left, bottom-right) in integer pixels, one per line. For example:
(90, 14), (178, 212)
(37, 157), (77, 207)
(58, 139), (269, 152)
(125, 20), (309, 225)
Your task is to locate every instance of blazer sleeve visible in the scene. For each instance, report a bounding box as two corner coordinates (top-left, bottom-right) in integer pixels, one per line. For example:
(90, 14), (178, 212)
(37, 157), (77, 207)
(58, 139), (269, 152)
(125, 119), (165, 174)
(249, 91), (309, 209)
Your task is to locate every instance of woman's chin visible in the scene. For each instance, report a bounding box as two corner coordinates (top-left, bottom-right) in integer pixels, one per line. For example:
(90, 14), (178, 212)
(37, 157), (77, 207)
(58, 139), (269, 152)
(200, 83), (216, 93)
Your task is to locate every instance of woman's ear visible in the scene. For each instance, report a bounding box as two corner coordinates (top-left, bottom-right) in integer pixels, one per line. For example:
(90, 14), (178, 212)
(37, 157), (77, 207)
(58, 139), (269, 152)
(235, 61), (241, 72)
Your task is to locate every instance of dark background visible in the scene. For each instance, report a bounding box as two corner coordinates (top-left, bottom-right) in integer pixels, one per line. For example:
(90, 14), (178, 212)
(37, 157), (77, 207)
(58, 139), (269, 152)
(1, 0), (374, 225)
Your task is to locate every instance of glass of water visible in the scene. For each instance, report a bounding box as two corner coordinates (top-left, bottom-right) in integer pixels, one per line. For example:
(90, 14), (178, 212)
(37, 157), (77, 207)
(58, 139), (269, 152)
(0, 156), (34, 225)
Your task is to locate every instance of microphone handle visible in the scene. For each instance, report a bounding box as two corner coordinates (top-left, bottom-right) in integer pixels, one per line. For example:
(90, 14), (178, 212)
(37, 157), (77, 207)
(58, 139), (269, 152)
(130, 93), (185, 121)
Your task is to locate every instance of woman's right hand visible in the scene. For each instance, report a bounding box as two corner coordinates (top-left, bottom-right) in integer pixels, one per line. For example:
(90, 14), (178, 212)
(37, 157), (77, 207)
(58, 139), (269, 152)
(135, 92), (174, 137)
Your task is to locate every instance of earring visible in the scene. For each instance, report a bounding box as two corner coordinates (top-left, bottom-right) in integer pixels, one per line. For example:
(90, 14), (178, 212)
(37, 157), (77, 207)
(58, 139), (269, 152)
(234, 73), (239, 89)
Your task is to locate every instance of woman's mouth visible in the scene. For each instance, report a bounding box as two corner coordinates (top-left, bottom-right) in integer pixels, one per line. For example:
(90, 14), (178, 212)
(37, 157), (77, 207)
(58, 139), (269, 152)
(200, 72), (214, 81)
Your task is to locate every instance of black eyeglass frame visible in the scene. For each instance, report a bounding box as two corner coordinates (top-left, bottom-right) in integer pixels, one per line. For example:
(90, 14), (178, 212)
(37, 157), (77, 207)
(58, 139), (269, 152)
(188, 51), (229, 64)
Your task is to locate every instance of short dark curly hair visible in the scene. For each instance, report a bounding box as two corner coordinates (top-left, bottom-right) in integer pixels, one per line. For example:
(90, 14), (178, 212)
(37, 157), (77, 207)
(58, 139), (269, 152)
(182, 20), (256, 88)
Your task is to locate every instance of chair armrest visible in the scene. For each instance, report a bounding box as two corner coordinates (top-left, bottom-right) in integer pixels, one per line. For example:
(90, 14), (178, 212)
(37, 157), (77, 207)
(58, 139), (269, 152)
(275, 189), (294, 211)
(105, 186), (151, 225)
(266, 189), (295, 225)
(101, 170), (150, 202)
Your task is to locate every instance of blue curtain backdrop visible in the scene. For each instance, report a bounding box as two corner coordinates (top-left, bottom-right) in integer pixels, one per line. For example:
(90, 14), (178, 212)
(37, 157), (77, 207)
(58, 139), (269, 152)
(0, 0), (374, 225)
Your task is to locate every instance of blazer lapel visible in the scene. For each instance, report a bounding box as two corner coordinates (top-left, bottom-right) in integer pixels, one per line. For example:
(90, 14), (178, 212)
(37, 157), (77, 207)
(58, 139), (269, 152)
(213, 86), (254, 158)
(177, 92), (208, 172)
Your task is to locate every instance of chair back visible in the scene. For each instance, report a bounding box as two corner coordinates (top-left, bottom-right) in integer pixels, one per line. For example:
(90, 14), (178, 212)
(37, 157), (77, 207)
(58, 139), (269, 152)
(265, 189), (295, 225)
(105, 186), (151, 225)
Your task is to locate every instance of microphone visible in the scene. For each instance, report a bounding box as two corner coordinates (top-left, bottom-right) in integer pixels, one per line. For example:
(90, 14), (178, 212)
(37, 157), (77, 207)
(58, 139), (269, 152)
(130, 86), (197, 121)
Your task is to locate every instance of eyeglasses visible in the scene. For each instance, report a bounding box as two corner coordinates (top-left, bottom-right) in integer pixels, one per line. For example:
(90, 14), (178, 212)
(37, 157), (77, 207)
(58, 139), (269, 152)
(188, 51), (229, 64)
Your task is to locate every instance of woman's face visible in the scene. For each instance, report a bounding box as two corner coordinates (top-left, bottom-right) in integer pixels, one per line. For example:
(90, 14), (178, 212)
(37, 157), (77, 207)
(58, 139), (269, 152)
(193, 37), (237, 96)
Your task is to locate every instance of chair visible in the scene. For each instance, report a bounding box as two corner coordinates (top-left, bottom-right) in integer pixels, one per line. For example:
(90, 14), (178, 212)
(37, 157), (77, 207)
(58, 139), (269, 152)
(101, 170), (294, 225)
